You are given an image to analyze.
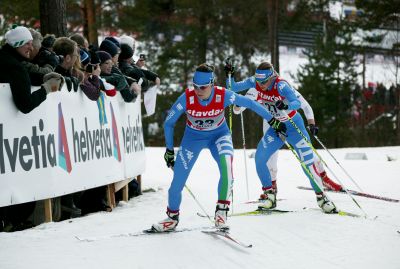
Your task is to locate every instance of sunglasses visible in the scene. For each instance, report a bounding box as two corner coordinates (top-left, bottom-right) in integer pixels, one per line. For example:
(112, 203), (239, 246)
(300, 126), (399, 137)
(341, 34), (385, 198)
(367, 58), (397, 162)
(193, 83), (211, 90)
(257, 78), (270, 85)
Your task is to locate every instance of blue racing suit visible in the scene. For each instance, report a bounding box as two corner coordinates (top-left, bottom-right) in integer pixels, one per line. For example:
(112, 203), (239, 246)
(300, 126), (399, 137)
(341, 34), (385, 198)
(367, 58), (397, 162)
(228, 76), (323, 193)
(164, 85), (274, 211)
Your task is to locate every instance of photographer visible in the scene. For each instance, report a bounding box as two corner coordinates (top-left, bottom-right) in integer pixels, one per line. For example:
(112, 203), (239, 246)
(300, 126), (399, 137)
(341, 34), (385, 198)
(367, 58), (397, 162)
(80, 49), (101, 101)
(118, 44), (160, 92)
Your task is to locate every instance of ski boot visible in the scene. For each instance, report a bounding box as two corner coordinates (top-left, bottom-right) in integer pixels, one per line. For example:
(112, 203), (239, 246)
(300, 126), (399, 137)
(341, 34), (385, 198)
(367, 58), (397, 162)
(321, 172), (342, 191)
(151, 209), (179, 232)
(316, 193), (337, 213)
(258, 188), (277, 210)
(214, 201), (230, 229)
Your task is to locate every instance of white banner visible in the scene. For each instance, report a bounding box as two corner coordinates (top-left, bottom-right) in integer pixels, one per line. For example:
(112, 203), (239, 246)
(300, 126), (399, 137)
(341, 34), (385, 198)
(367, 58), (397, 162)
(0, 83), (145, 207)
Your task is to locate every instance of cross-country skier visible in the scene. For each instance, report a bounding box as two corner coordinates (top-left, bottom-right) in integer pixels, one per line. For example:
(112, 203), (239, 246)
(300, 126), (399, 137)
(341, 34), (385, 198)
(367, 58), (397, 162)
(225, 60), (337, 213)
(232, 87), (342, 195)
(151, 63), (286, 232)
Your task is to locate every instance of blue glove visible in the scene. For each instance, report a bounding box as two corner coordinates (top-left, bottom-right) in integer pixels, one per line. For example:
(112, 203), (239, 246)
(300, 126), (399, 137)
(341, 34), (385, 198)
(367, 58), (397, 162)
(164, 148), (175, 168)
(275, 100), (288, 110)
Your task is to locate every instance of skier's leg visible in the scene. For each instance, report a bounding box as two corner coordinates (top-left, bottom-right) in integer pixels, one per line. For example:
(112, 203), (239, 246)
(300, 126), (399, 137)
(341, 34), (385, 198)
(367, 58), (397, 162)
(209, 132), (234, 228)
(255, 129), (283, 209)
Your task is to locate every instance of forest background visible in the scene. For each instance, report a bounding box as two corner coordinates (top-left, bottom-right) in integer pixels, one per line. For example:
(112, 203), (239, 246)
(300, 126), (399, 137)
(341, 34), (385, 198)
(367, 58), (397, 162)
(1, 0), (399, 148)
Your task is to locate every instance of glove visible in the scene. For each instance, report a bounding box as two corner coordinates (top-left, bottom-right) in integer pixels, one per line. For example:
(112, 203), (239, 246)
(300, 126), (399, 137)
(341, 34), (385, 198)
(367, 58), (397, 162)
(164, 148), (175, 168)
(275, 100), (288, 110)
(308, 124), (319, 136)
(42, 72), (64, 94)
(224, 57), (234, 77)
(268, 118), (287, 137)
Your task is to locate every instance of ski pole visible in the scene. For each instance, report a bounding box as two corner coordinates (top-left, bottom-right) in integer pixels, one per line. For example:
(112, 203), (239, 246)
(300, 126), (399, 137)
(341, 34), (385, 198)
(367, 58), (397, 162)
(313, 134), (364, 192)
(281, 112), (367, 217)
(169, 167), (213, 223)
(282, 110), (362, 192)
(278, 134), (325, 195)
(228, 74), (233, 132)
(240, 111), (250, 200)
(184, 185), (214, 224)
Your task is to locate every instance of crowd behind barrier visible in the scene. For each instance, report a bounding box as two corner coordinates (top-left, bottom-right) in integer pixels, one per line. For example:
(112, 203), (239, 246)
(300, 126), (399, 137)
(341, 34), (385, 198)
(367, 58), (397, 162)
(0, 26), (159, 232)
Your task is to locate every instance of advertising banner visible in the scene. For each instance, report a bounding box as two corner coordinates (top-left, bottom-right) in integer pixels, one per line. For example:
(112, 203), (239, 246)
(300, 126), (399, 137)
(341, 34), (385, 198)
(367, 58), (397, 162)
(0, 84), (145, 207)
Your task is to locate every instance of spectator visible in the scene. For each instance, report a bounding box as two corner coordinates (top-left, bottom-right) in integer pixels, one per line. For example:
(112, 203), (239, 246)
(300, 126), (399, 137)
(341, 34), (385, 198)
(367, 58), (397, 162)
(69, 33), (89, 50)
(41, 34), (56, 52)
(119, 35), (161, 92)
(79, 48), (101, 101)
(21, 28), (59, 86)
(53, 37), (81, 92)
(0, 25), (63, 114)
(96, 50), (138, 102)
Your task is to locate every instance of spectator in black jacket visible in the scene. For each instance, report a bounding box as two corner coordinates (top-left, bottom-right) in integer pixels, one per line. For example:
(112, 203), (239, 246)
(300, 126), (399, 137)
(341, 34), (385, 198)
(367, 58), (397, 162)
(21, 28), (60, 86)
(119, 37), (160, 92)
(53, 37), (81, 92)
(0, 25), (64, 114)
(96, 50), (138, 103)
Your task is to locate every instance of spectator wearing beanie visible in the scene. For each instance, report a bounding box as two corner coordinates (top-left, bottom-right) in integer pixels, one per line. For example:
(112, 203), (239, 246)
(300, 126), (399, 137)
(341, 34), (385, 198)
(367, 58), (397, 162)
(97, 50), (137, 103)
(80, 49), (101, 101)
(0, 25), (64, 113)
(105, 36), (121, 48)
(99, 39), (120, 66)
(21, 28), (58, 86)
(118, 43), (159, 93)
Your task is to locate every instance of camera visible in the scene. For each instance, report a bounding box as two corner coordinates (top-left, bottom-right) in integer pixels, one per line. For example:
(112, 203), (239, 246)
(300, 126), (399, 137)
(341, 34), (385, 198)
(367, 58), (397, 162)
(139, 54), (146, 61)
(56, 54), (64, 64)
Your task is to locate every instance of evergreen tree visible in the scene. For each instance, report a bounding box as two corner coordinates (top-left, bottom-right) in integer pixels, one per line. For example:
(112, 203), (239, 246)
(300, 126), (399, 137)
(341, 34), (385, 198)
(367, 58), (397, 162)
(297, 15), (359, 148)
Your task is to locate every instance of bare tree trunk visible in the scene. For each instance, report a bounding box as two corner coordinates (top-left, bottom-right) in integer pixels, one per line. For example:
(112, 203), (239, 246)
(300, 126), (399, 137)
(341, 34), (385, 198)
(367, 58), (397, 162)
(267, 0), (279, 72)
(39, 0), (67, 37)
(84, 0), (98, 47)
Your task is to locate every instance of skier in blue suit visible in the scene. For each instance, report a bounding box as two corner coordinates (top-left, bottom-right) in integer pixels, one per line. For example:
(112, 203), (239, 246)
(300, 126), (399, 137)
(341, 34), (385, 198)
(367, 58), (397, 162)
(151, 63), (286, 232)
(225, 61), (337, 214)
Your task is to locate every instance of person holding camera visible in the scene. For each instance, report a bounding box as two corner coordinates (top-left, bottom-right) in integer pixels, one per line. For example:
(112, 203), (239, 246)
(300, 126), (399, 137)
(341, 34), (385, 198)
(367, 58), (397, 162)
(119, 36), (161, 92)
(79, 49), (102, 101)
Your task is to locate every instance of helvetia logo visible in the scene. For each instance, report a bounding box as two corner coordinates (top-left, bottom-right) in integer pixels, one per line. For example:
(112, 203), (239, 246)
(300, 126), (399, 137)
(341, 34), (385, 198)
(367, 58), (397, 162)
(58, 103), (72, 172)
(110, 103), (121, 162)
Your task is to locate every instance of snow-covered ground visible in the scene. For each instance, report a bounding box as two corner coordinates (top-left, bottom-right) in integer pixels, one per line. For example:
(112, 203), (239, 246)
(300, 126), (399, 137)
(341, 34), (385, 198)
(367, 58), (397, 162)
(0, 146), (399, 269)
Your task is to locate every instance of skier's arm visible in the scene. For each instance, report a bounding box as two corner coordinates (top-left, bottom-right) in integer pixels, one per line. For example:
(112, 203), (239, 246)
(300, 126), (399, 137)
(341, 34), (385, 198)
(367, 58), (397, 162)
(296, 90), (315, 124)
(233, 88), (258, 114)
(277, 81), (301, 110)
(226, 76), (256, 93)
(164, 94), (186, 150)
(225, 91), (272, 121)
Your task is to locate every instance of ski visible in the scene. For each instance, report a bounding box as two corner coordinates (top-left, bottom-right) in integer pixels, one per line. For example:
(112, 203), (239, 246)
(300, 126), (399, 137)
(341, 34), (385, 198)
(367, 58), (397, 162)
(241, 198), (285, 204)
(196, 208), (293, 218)
(75, 226), (212, 242)
(231, 208), (295, 217)
(202, 229), (252, 248)
(297, 186), (399, 203)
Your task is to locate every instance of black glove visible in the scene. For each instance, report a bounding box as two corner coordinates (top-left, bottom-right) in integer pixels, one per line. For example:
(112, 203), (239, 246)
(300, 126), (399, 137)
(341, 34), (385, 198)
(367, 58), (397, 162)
(164, 148), (175, 168)
(275, 100), (288, 110)
(224, 57), (234, 77)
(308, 124), (319, 136)
(268, 118), (287, 137)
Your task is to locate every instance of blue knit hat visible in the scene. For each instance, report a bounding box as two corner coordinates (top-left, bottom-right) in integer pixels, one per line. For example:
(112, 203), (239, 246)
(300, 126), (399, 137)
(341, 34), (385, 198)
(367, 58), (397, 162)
(96, 50), (112, 64)
(99, 39), (119, 57)
(80, 49), (90, 66)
